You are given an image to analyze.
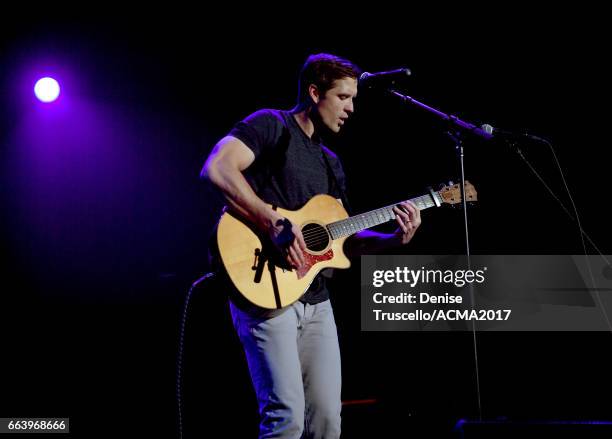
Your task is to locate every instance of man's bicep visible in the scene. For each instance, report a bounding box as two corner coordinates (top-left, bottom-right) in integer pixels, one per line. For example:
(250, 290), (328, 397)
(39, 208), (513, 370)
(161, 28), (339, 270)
(209, 136), (256, 171)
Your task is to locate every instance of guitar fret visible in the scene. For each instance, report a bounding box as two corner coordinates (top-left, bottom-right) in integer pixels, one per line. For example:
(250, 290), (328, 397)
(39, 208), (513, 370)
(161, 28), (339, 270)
(387, 207), (394, 221)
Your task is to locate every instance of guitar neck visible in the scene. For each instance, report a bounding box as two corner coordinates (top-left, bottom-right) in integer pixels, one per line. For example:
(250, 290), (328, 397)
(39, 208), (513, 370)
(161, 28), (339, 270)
(327, 191), (442, 239)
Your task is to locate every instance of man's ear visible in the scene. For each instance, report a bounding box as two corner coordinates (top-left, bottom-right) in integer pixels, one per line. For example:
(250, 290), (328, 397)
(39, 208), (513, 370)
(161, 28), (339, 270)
(308, 84), (320, 104)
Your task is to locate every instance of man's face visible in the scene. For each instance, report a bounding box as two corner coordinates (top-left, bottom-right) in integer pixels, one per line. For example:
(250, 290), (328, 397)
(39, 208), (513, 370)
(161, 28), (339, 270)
(313, 77), (358, 133)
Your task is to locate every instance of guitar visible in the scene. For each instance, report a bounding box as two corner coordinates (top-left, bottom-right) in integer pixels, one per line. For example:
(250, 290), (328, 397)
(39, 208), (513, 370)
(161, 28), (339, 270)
(217, 182), (477, 309)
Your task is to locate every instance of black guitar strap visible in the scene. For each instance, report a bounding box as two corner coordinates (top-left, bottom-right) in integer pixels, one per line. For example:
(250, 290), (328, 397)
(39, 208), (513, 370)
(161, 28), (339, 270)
(321, 148), (353, 215)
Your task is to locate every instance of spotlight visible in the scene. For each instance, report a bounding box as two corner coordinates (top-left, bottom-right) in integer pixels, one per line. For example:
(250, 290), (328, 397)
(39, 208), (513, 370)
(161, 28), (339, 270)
(34, 77), (61, 103)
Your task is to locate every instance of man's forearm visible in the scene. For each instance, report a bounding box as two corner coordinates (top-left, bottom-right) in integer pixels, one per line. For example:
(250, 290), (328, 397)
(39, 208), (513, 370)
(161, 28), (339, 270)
(205, 160), (280, 231)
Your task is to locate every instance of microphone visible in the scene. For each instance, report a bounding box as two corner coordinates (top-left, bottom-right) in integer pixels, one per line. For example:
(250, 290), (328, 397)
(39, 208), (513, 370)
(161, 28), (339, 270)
(359, 68), (412, 88)
(481, 124), (515, 137)
(481, 124), (543, 142)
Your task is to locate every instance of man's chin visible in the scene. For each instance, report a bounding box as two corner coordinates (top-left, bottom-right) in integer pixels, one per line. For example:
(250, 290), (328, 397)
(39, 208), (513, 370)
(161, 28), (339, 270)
(316, 119), (341, 135)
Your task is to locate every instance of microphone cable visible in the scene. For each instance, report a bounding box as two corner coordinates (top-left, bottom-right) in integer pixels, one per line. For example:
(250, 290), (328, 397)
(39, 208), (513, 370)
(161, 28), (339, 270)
(176, 272), (215, 439)
(510, 135), (612, 332)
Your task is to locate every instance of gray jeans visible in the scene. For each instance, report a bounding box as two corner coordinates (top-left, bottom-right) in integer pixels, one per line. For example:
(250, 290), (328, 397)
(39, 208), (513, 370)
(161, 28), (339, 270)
(230, 299), (342, 439)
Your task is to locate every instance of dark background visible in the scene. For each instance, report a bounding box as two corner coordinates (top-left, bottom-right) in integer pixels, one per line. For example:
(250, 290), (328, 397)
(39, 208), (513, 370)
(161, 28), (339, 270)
(2, 7), (611, 438)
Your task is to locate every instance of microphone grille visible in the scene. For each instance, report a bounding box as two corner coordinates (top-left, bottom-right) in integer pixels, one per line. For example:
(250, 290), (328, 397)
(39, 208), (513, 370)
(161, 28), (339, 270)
(481, 124), (494, 135)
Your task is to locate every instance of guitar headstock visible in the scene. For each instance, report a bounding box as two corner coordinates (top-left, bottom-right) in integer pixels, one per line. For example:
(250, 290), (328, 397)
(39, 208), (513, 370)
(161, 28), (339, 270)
(438, 181), (478, 205)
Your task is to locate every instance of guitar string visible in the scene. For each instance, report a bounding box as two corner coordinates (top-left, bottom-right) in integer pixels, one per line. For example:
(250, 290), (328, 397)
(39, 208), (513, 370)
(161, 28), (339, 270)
(303, 240), (329, 249)
(308, 216), (386, 239)
(301, 229), (331, 240)
(303, 223), (386, 243)
(303, 233), (332, 244)
(306, 215), (408, 242)
(303, 237), (329, 247)
(301, 227), (331, 236)
(301, 228), (335, 240)
(301, 221), (377, 241)
(322, 213), (391, 234)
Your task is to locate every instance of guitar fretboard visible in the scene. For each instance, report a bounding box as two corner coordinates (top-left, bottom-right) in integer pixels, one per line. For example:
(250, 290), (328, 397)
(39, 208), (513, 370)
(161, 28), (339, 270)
(327, 192), (441, 240)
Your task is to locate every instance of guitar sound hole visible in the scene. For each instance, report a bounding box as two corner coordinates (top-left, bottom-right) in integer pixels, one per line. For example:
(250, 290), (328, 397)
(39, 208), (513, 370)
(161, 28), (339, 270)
(302, 223), (329, 252)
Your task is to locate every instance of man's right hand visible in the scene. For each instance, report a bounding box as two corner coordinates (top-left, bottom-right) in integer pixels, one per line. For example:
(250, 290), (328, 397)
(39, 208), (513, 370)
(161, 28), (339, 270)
(266, 213), (307, 270)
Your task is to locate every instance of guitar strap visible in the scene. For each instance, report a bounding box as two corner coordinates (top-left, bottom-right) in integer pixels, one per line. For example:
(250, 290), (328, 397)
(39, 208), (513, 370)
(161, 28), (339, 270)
(319, 148), (351, 282)
(320, 148), (353, 215)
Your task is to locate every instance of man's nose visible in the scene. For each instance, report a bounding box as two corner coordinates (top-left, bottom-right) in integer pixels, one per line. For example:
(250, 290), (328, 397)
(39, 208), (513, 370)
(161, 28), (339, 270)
(345, 100), (354, 114)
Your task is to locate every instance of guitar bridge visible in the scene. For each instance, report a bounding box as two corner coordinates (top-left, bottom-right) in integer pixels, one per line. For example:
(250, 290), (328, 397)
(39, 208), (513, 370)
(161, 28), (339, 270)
(252, 248), (261, 270)
(253, 248), (266, 284)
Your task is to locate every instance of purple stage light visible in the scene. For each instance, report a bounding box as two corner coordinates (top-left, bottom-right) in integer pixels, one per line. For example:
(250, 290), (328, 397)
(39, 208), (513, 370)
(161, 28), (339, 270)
(34, 77), (60, 102)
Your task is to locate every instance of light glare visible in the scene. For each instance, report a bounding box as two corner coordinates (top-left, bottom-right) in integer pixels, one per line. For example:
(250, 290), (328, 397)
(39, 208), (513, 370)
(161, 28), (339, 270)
(34, 77), (61, 102)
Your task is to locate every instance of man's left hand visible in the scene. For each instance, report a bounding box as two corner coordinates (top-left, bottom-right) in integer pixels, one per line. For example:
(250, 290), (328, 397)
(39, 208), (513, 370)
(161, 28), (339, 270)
(392, 201), (421, 245)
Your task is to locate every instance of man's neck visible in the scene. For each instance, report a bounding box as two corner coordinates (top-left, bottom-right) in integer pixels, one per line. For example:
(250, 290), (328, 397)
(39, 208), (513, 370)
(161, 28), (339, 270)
(292, 108), (315, 139)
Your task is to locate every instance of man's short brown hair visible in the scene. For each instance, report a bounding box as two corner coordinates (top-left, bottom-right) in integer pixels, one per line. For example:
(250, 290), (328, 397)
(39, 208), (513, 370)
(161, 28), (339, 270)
(297, 53), (361, 104)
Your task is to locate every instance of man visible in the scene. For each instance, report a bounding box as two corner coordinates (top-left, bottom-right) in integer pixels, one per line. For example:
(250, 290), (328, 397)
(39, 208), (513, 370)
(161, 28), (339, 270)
(202, 53), (421, 438)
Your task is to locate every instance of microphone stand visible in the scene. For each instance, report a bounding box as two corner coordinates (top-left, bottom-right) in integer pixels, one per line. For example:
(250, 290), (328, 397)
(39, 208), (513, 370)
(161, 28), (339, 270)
(386, 89), (484, 420)
(386, 88), (491, 255)
(387, 90), (493, 141)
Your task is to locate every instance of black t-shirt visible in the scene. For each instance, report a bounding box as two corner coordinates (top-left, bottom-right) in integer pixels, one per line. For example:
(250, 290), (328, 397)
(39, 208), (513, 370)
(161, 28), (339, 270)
(227, 109), (348, 304)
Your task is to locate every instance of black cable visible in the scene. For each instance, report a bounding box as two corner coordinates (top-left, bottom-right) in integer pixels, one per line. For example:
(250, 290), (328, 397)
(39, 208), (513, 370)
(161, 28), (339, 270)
(511, 136), (612, 332)
(176, 273), (215, 439)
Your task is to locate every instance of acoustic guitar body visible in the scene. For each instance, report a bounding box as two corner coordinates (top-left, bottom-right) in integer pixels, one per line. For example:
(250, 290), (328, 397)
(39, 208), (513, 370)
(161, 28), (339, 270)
(217, 194), (351, 309)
